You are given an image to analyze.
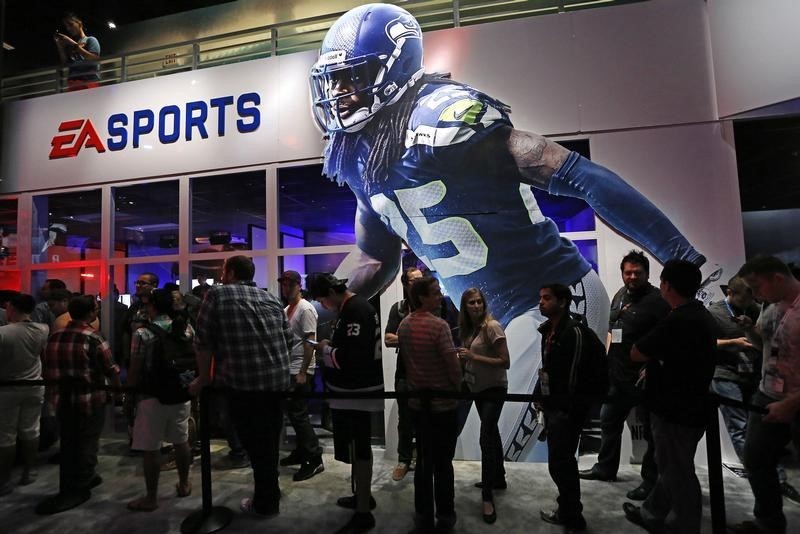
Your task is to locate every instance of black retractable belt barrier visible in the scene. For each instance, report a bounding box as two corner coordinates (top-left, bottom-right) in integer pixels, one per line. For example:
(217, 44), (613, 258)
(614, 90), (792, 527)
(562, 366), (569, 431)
(181, 386), (233, 534)
(35, 378), (91, 515)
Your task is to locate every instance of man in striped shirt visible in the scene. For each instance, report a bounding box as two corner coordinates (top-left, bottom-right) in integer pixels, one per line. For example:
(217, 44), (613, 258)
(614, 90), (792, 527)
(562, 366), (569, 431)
(191, 255), (292, 517)
(397, 276), (462, 532)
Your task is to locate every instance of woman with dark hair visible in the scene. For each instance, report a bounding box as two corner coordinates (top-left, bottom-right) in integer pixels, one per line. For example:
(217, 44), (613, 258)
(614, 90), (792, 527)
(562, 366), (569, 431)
(53, 12), (101, 91)
(457, 287), (510, 524)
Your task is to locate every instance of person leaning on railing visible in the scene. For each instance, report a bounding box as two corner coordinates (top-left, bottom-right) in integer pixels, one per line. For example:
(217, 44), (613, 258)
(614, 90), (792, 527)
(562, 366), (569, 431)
(53, 12), (100, 91)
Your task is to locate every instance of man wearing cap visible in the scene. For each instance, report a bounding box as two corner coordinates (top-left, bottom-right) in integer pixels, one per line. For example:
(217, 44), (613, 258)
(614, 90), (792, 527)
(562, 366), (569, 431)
(307, 273), (384, 534)
(278, 270), (324, 481)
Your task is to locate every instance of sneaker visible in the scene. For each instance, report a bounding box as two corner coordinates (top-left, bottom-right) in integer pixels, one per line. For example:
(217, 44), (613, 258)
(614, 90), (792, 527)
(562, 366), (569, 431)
(333, 512), (375, 534)
(336, 494), (377, 510)
(782, 482), (800, 505)
(279, 450), (305, 467)
(392, 463), (410, 481)
(214, 455), (250, 470)
(294, 456), (324, 482)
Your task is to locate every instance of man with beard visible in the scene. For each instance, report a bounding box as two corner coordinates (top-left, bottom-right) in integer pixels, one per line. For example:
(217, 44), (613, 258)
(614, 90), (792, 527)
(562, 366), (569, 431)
(580, 251), (669, 500)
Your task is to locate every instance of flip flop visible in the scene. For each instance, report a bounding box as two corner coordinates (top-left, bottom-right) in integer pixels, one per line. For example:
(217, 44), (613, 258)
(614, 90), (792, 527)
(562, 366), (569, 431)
(176, 482), (192, 497)
(127, 497), (158, 512)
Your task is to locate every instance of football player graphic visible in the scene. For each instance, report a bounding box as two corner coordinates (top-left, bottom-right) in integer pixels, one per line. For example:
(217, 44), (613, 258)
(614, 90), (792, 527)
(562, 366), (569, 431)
(310, 3), (708, 461)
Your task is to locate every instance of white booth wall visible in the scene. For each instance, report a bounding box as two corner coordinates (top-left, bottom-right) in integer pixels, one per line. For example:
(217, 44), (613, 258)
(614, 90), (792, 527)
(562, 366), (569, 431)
(4, 0), (794, 462)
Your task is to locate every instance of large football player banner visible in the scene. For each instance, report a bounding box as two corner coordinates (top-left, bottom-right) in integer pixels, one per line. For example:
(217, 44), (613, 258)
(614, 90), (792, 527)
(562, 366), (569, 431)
(310, 3), (706, 461)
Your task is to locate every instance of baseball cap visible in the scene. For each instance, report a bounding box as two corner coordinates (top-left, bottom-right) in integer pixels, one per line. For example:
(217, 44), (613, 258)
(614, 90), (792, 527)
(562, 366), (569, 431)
(278, 270), (302, 284)
(306, 272), (348, 299)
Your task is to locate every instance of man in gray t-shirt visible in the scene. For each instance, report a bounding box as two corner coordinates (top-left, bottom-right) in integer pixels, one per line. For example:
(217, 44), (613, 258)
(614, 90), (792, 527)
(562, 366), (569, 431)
(0, 294), (49, 495)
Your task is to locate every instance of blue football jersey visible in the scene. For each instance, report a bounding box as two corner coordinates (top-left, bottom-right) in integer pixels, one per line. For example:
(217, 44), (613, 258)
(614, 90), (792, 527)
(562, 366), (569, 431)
(337, 82), (591, 327)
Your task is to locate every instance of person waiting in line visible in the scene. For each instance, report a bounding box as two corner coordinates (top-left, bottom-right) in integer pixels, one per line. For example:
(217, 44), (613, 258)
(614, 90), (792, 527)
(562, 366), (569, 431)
(31, 279), (67, 329)
(43, 295), (120, 498)
(190, 256), (292, 518)
(580, 251), (669, 501)
(536, 284), (607, 534)
(397, 276), (462, 533)
(307, 273), (384, 534)
(623, 260), (717, 534)
(278, 270), (324, 482)
(384, 266), (424, 482)
(0, 294), (49, 495)
(457, 287), (510, 524)
(53, 12), (101, 91)
(126, 289), (194, 512)
(728, 256), (800, 534)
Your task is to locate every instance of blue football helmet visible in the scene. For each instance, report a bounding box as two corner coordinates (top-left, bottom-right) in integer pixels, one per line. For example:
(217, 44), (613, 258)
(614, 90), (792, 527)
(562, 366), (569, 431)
(310, 3), (425, 133)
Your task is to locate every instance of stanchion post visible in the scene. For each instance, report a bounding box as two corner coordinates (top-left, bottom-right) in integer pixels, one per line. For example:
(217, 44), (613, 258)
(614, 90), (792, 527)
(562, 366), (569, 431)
(706, 396), (726, 534)
(180, 386), (233, 534)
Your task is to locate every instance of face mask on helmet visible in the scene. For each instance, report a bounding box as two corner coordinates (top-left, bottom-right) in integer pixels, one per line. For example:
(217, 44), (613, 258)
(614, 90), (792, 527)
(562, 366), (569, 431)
(309, 3), (425, 134)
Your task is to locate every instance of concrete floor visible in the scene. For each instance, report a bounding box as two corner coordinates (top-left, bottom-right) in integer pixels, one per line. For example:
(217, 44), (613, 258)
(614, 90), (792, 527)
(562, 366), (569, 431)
(0, 434), (798, 534)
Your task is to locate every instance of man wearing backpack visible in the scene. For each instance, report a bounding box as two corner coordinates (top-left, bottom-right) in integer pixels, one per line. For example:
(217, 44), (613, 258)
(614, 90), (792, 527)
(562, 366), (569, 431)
(536, 283), (608, 533)
(126, 289), (194, 512)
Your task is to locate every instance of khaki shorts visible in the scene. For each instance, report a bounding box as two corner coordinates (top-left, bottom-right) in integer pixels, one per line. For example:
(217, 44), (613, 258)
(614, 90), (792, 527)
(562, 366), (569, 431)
(131, 397), (190, 451)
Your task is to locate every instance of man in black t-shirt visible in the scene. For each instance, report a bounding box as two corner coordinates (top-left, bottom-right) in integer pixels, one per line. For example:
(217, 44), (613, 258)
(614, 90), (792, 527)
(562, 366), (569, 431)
(622, 260), (716, 534)
(580, 251), (669, 500)
(308, 273), (384, 534)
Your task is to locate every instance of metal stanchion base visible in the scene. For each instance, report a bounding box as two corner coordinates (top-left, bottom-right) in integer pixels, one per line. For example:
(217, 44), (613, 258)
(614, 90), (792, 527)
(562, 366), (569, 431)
(34, 489), (91, 515)
(180, 506), (234, 534)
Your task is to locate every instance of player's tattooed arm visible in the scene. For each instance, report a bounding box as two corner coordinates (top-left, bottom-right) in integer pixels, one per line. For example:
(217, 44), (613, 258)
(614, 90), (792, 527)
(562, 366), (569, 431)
(334, 194), (402, 299)
(503, 126), (570, 189)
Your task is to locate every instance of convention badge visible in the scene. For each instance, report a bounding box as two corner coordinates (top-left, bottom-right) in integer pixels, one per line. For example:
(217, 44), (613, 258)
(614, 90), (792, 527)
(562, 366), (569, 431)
(611, 328), (623, 344)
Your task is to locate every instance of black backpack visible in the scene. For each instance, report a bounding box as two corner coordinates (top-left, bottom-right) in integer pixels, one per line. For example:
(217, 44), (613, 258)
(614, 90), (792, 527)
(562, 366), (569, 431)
(569, 321), (610, 401)
(141, 322), (196, 405)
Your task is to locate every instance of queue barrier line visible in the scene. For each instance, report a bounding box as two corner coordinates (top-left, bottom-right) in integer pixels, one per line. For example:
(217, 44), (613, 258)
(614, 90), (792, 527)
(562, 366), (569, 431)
(0, 378), (764, 534)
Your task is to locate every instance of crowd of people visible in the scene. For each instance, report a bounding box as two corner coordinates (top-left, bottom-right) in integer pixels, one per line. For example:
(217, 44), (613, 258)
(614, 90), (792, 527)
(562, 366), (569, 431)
(0, 252), (798, 534)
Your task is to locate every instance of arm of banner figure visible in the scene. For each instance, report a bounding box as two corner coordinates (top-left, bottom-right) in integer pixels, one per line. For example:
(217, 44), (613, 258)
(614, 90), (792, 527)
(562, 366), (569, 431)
(335, 195), (402, 300)
(504, 125), (705, 266)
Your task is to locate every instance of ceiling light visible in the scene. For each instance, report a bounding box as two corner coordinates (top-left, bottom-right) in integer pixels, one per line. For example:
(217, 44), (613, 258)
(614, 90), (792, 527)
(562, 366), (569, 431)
(107, 21), (117, 29)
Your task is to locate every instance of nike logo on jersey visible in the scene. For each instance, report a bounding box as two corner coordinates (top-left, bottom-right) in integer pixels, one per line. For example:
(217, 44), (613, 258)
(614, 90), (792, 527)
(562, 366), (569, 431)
(439, 99), (484, 125)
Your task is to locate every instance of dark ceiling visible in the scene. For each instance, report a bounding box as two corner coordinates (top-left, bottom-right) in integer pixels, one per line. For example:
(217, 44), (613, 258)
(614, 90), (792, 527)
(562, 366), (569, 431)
(1, 0), (235, 72)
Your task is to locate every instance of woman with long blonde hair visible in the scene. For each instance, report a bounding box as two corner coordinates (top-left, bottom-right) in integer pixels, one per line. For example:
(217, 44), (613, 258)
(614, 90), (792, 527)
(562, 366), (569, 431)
(457, 287), (510, 524)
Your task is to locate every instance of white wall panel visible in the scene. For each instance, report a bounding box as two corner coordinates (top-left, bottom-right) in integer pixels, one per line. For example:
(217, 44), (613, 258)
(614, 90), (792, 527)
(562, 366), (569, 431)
(709, 0), (800, 117)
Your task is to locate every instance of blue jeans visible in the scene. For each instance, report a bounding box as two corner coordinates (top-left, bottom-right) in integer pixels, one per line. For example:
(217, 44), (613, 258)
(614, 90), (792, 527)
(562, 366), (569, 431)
(711, 378), (750, 460)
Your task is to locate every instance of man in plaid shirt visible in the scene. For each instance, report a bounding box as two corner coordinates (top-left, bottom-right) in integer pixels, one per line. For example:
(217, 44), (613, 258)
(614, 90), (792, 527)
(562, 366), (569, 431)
(191, 255), (292, 517)
(43, 294), (120, 494)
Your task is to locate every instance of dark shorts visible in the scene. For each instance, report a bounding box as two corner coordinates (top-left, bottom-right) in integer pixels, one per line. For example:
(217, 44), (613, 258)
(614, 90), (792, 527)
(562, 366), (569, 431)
(331, 409), (373, 464)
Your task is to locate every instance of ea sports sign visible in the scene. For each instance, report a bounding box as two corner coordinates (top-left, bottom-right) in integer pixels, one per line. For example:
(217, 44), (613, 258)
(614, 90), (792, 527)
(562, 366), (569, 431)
(1, 52), (324, 193)
(48, 93), (261, 159)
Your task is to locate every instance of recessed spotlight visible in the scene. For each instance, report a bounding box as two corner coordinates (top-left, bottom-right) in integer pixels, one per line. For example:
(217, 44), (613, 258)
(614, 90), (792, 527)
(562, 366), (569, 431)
(107, 21), (117, 29)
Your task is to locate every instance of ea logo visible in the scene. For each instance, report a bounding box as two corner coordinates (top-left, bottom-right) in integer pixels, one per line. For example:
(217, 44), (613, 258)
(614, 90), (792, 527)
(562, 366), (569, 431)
(49, 119), (107, 159)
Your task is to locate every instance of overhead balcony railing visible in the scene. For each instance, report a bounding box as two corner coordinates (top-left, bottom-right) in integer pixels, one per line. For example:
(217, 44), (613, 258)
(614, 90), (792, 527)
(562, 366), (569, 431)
(0, 0), (643, 102)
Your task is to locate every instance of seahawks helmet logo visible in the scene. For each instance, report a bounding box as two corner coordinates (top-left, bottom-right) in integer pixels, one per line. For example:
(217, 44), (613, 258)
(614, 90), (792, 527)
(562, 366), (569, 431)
(386, 16), (420, 44)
